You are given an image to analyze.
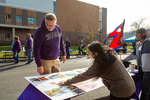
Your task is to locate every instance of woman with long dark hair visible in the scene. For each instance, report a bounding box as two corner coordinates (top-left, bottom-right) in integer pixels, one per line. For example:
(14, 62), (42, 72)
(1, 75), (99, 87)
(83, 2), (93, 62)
(58, 41), (135, 100)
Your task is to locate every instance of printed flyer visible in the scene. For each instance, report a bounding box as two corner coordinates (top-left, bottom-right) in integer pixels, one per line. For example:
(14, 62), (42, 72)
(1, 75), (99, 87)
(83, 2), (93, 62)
(25, 68), (105, 100)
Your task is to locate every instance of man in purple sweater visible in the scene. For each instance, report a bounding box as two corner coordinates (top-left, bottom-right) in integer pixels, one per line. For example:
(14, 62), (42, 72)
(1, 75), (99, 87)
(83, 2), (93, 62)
(25, 33), (33, 64)
(33, 13), (66, 75)
(13, 36), (22, 64)
(65, 37), (71, 59)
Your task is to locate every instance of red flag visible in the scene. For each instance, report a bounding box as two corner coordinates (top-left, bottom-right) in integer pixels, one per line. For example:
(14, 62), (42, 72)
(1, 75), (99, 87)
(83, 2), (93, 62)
(104, 19), (125, 49)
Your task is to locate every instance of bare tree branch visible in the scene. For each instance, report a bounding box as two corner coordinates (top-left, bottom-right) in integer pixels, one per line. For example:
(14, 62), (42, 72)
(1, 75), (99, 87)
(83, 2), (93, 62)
(130, 17), (149, 30)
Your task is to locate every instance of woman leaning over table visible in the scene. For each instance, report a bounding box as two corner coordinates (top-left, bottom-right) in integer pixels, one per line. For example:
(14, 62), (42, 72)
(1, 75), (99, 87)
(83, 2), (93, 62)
(13, 36), (22, 64)
(58, 41), (135, 100)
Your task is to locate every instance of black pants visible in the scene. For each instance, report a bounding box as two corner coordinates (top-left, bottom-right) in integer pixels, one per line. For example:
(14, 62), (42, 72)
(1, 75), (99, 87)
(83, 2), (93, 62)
(78, 48), (83, 55)
(110, 94), (133, 100)
(66, 47), (70, 58)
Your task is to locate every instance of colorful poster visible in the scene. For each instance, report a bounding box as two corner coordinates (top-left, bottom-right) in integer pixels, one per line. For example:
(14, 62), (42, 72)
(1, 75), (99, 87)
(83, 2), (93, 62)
(25, 68), (104, 100)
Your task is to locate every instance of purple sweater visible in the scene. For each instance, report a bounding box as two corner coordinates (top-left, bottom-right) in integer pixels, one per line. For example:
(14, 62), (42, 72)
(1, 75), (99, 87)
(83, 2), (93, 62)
(65, 40), (71, 48)
(13, 40), (22, 52)
(33, 19), (65, 67)
(25, 37), (33, 50)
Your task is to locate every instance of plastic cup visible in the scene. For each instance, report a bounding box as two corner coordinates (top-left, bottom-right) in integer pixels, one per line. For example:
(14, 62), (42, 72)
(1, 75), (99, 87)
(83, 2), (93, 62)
(129, 64), (135, 72)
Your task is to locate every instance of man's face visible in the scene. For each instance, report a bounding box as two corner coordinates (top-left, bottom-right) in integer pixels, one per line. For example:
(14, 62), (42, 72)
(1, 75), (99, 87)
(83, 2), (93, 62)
(45, 20), (56, 31)
(135, 33), (145, 41)
(27, 35), (30, 38)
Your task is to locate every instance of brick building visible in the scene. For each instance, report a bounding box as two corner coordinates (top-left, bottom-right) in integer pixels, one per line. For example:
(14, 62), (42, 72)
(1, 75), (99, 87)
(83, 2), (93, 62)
(0, 0), (54, 44)
(56, 0), (107, 45)
(0, 0), (107, 45)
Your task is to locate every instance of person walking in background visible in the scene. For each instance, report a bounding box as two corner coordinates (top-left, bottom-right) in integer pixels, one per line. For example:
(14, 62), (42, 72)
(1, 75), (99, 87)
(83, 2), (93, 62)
(58, 41), (135, 100)
(11, 40), (15, 59)
(65, 37), (71, 59)
(121, 42), (128, 53)
(25, 33), (33, 64)
(122, 28), (150, 100)
(13, 36), (22, 64)
(78, 43), (86, 55)
(33, 13), (66, 75)
(122, 42), (127, 49)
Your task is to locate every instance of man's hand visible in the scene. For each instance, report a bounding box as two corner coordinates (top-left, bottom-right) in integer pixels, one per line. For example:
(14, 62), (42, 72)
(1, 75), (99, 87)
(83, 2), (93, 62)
(61, 56), (66, 63)
(58, 81), (65, 86)
(37, 66), (44, 74)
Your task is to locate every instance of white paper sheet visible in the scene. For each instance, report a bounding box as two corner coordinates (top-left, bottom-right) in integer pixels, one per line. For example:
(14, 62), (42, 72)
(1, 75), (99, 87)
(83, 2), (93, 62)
(25, 68), (105, 100)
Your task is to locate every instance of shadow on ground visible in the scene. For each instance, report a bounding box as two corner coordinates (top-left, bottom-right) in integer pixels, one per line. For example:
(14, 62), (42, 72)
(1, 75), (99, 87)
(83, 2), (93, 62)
(0, 64), (26, 72)
(94, 96), (110, 100)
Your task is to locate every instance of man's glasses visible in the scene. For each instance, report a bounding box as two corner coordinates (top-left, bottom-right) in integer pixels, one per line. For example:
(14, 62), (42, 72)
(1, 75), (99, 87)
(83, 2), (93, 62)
(45, 21), (55, 27)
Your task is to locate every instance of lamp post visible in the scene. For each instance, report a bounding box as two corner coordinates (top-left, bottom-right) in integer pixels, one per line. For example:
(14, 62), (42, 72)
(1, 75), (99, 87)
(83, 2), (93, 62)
(78, 35), (84, 45)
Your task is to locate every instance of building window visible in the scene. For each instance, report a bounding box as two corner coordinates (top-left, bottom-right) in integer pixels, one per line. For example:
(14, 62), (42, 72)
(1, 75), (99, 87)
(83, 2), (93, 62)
(5, 14), (12, 21)
(99, 21), (102, 34)
(0, 0), (6, 3)
(16, 16), (22, 22)
(5, 34), (11, 41)
(53, 1), (56, 15)
(28, 17), (36, 24)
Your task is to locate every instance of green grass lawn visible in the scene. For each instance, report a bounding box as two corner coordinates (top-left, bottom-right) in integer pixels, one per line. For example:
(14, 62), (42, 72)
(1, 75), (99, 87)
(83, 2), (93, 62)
(0, 52), (28, 58)
(126, 46), (134, 52)
(70, 46), (87, 55)
(119, 46), (133, 53)
(0, 45), (30, 58)
(0, 45), (25, 51)
(0, 45), (133, 58)
(70, 46), (78, 50)
(0, 46), (12, 51)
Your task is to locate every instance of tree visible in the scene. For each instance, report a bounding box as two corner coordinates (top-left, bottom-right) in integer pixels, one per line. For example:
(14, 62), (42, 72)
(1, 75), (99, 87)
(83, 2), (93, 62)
(130, 17), (150, 31)
(85, 9), (95, 43)
(73, 19), (82, 45)
(87, 24), (94, 42)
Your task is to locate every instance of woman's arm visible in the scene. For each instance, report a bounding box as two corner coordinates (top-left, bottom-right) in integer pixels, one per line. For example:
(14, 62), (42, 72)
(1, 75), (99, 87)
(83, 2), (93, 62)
(58, 63), (98, 85)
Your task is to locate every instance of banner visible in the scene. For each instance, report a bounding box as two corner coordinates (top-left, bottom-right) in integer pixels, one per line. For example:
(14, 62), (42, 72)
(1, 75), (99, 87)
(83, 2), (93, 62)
(104, 20), (125, 49)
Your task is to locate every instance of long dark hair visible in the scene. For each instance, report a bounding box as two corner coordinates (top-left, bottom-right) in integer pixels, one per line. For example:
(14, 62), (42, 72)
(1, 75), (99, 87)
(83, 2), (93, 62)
(87, 41), (116, 77)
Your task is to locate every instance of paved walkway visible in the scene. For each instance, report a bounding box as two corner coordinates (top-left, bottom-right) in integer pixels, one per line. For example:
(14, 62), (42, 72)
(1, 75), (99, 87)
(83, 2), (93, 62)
(0, 53), (136, 100)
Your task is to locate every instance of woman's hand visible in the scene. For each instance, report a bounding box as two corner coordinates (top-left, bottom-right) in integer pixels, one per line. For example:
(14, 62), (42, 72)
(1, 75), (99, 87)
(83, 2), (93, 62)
(58, 81), (65, 86)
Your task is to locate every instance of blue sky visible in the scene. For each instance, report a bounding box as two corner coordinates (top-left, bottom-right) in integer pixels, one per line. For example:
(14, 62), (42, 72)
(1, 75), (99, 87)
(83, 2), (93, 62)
(79, 0), (150, 33)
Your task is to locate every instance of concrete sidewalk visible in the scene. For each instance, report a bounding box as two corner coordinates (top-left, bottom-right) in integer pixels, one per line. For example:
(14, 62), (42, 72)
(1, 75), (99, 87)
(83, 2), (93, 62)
(0, 53), (136, 100)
